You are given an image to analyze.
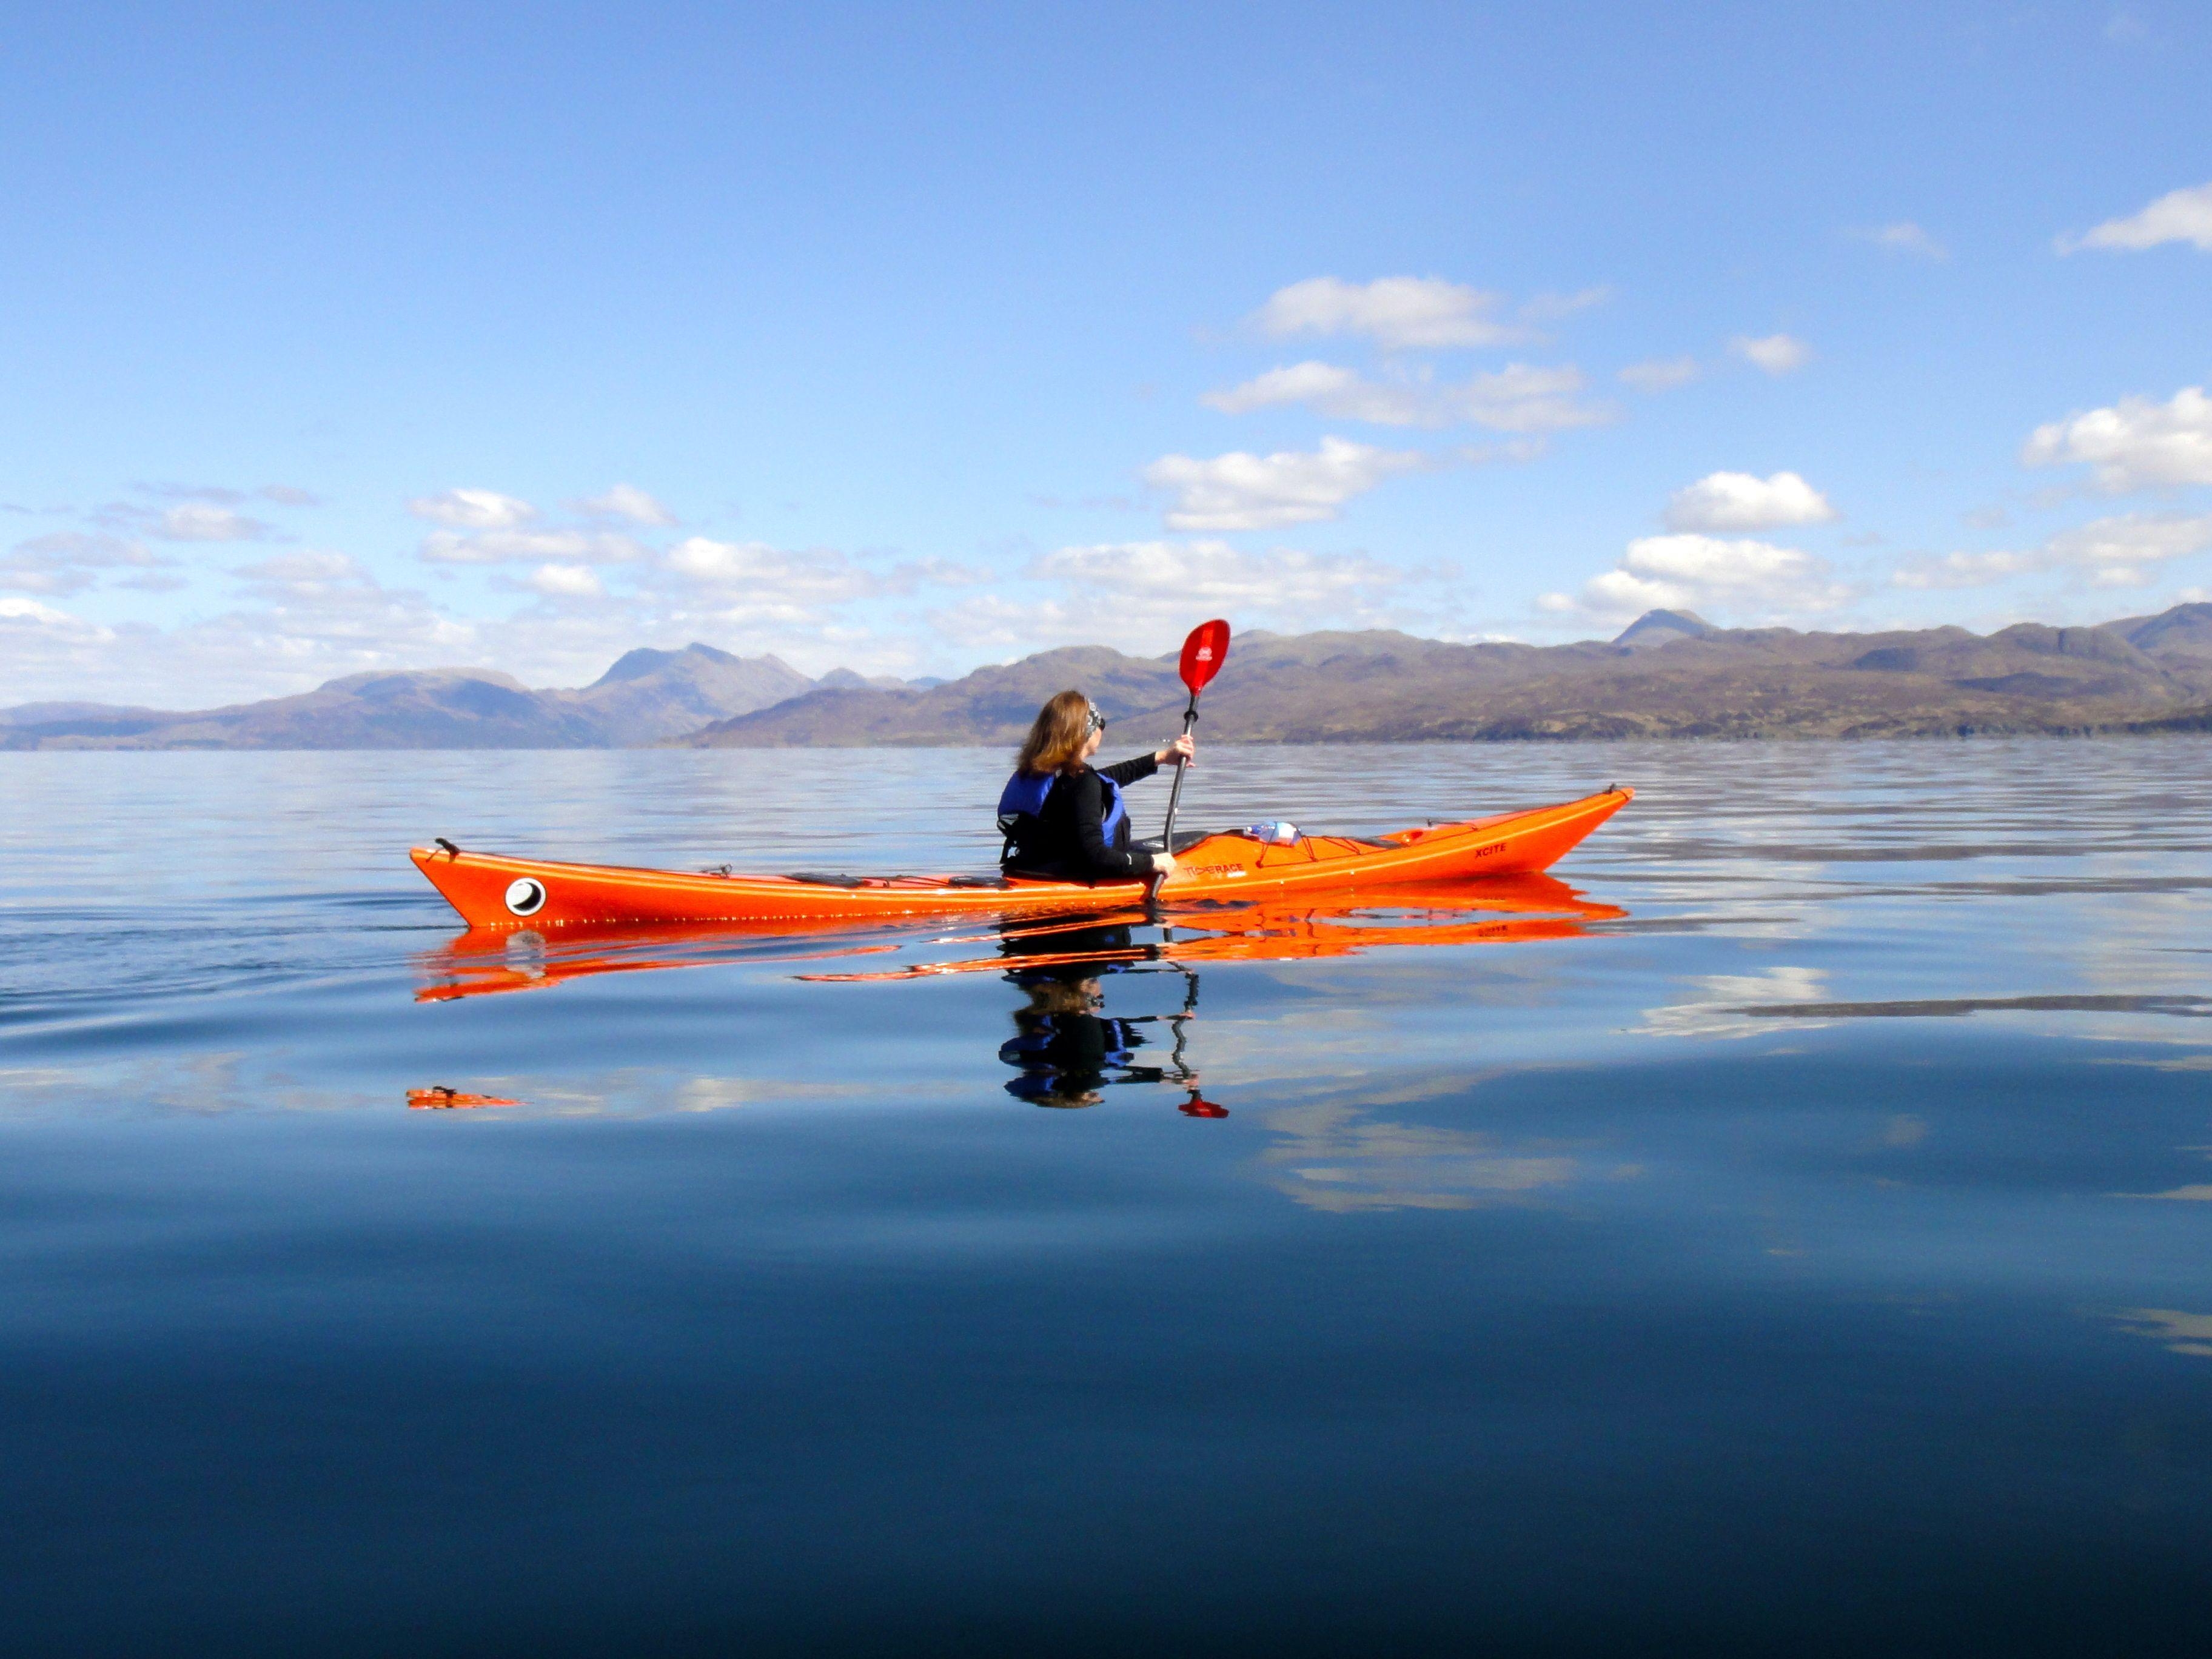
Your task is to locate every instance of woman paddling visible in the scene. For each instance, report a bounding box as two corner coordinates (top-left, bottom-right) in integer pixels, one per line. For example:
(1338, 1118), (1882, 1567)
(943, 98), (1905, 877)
(997, 690), (1196, 883)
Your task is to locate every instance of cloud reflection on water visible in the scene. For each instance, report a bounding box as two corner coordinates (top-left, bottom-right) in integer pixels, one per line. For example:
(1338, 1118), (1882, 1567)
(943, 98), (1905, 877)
(1633, 965), (1832, 1039)
(2108, 1308), (2212, 1358)
(1253, 1099), (1594, 1213)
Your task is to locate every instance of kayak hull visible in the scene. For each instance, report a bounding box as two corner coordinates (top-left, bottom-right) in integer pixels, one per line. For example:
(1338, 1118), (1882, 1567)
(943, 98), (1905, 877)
(410, 787), (1632, 930)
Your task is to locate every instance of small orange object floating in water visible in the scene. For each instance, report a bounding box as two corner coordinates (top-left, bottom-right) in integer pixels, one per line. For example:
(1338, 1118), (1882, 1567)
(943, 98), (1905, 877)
(407, 1086), (520, 1111)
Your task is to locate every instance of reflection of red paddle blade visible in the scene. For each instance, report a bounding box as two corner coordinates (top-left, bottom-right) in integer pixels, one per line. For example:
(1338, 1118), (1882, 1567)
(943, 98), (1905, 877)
(1178, 618), (1232, 694)
(1179, 1090), (1228, 1119)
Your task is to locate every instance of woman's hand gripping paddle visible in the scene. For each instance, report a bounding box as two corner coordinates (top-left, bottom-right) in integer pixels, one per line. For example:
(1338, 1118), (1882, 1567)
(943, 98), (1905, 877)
(1148, 618), (1231, 916)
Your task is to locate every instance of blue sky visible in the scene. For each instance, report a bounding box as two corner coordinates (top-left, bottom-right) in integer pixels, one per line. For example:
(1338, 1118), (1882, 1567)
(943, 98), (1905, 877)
(3, 1), (2208, 705)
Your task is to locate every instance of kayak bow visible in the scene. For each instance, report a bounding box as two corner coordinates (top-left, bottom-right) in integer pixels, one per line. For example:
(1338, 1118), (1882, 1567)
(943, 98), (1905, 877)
(410, 786), (1632, 929)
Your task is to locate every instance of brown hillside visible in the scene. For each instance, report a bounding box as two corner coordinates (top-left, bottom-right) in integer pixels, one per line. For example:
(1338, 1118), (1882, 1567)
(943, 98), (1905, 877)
(684, 605), (2212, 747)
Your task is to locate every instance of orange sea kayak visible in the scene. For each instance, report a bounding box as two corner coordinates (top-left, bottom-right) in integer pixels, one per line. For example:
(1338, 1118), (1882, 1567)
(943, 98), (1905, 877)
(411, 786), (1632, 929)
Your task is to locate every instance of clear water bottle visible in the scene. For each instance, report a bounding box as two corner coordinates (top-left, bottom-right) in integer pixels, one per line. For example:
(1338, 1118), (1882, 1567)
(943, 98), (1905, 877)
(1244, 820), (1299, 844)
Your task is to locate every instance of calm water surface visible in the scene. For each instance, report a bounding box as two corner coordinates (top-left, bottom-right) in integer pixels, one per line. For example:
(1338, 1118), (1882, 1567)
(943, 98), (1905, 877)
(4, 740), (2211, 1655)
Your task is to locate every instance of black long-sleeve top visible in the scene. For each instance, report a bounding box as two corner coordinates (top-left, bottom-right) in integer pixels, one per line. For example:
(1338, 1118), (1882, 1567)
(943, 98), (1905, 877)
(1003, 754), (1161, 880)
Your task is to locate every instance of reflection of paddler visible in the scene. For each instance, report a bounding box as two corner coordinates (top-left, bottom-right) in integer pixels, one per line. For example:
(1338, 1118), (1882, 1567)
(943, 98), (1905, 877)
(997, 922), (1187, 1108)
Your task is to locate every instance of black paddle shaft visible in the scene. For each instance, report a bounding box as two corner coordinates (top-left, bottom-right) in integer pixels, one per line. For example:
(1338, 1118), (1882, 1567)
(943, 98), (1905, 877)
(1158, 689), (1199, 853)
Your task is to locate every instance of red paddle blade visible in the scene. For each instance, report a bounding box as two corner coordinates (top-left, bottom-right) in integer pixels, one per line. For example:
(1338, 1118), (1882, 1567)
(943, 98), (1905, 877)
(1178, 619), (1232, 694)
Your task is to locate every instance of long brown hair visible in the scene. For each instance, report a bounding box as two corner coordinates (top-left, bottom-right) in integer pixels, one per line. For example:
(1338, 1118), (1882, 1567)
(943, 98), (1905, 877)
(1016, 689), (1096, 777)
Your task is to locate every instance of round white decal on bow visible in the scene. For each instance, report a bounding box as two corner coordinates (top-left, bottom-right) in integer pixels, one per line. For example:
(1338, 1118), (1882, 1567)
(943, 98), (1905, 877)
(503, 877), (548, 917)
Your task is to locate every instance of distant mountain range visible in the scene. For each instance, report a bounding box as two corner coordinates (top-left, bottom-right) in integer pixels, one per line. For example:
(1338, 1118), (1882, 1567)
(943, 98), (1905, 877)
(685, 602), (2212, 746)
(8, 605), (2212, 750)
(0, 645), (823, 749)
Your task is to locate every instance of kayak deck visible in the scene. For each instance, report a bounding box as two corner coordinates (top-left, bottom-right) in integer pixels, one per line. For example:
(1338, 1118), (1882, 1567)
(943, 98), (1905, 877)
(410, 787), (1632, 929)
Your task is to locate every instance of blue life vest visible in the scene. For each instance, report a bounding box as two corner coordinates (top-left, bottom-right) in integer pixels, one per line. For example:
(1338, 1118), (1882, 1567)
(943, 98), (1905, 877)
(999, 1016), (1143, 1072)
(996, 769), (1054, 823)
(997, 768), (1127, 862)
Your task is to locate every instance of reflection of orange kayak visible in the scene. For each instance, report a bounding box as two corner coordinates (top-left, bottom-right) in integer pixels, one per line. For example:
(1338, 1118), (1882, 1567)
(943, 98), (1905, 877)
(805, 875), (1626, 981)
(414, 923), (900, 1003)
(413, 874), (1626, 1002)
(1164, 887), (1618, 964)
(411, 788), (1632, 929)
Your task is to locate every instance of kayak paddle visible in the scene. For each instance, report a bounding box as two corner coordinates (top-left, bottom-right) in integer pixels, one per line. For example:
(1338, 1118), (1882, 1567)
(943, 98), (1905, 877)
(1156, 618), (1230, 871)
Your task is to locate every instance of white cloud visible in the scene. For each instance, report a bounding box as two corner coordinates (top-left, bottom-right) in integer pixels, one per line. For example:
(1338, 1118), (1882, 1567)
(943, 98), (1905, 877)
(2022, 386), (2212, 492)
(1543, 533), (1849, 622)
(1889, 549), (2043, 590)
(1731, 334), (1812, 375)
(1034, 538), (1399, 616)
(2045, 515), (2212, 585)
(407, 488), (537, 529)
(925, 540), (1427, 657)
(1446, 365), (1608, 431)
(1143, 437), (1430, 531)
(105, 565), (478, 703)
(1253, 276), (1525, 349)
(1849, 221), (1947, 260)
(156, 503), (272, 542)
(1203, 361), (1375, 418)
(922, 591), (1081, 653)
(420, 528), (648, 565)
(1202, 361), (1609, 433)
(1664, 471), (1839, 533)
(0, 595), (103, 632)
(2, 532), (168, 596)
(662, 537), (881, 612)
(138, 481), (250, 504)
(232, 550), (364, 589)
(1520, 286), (1613, 323)
(410, 484), (675, 566)
(2059, 181), (2212, 254)
(525, 563), (605, 598)
(1893, 512), (2212, 590)
(1885, 553), (2035, 592)
(85, 485), (306, 540)
(1618, 357), (1700, 393)
(883, 555), (988, 592)
(0, 528), (944, 709)
(0, 595), (122, 699)
(574, 484), (675, 526)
